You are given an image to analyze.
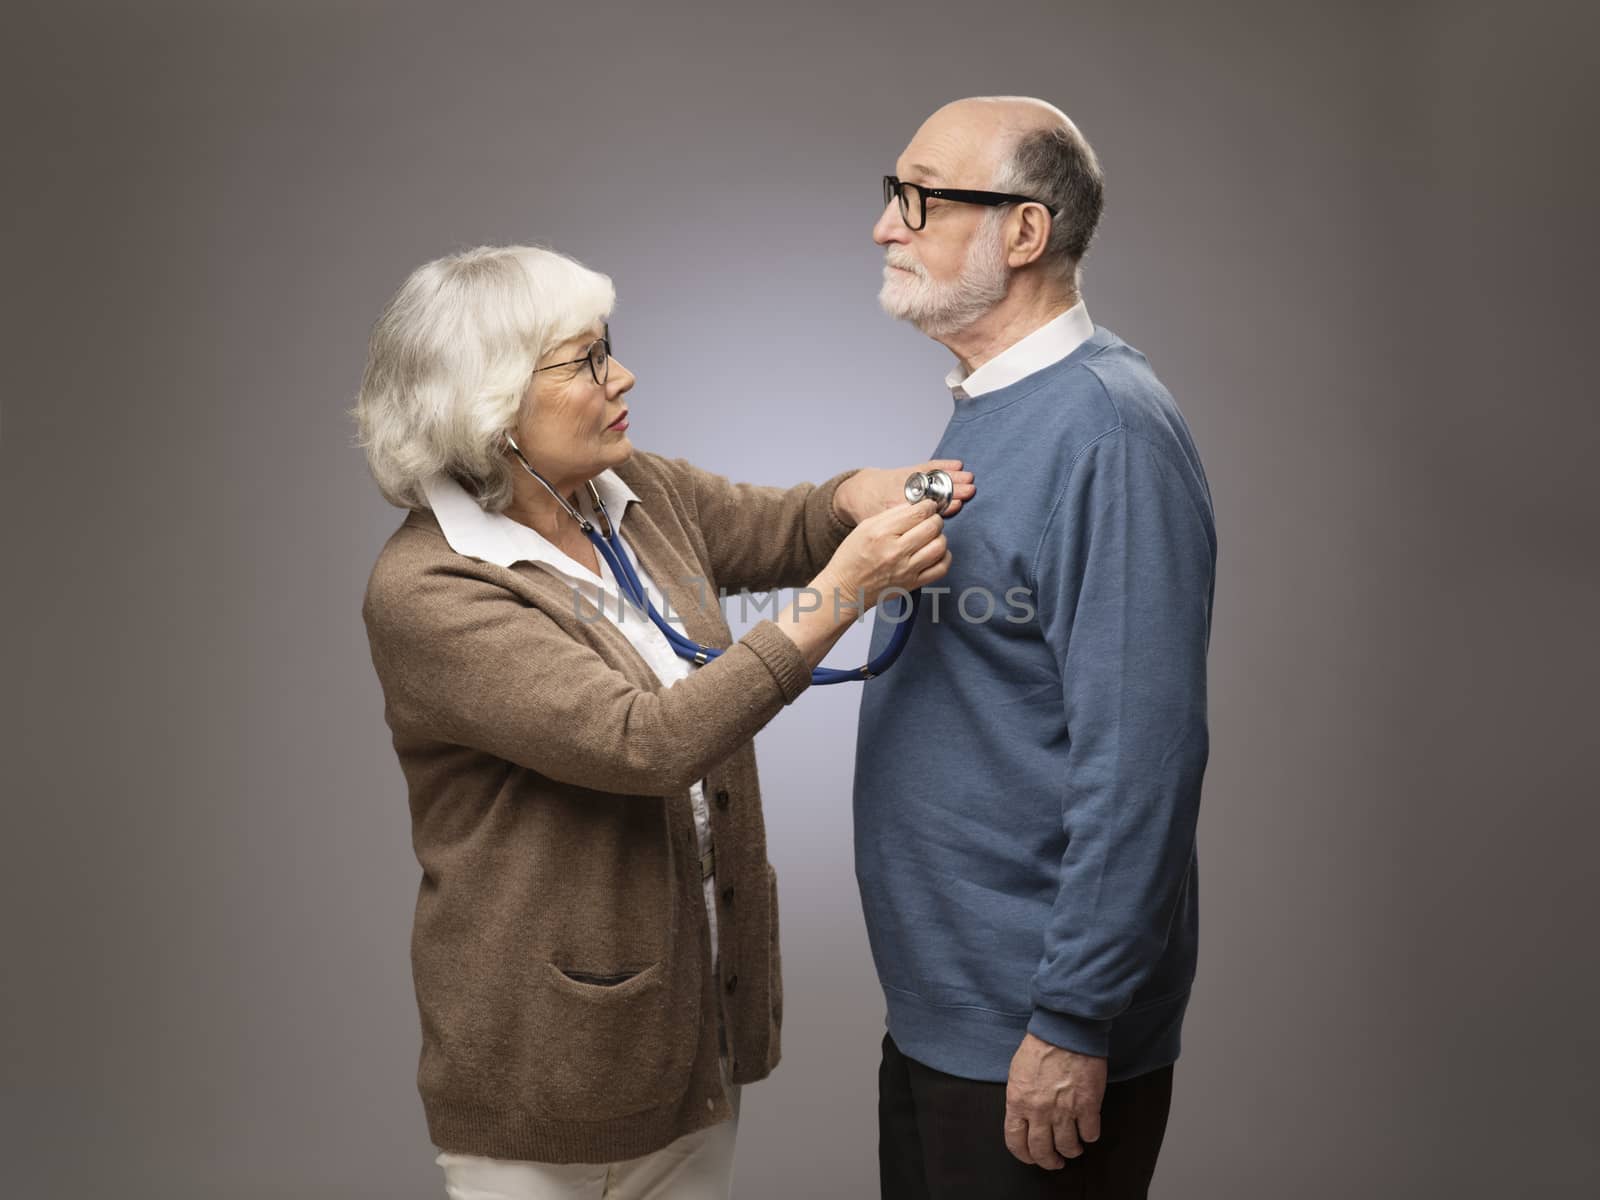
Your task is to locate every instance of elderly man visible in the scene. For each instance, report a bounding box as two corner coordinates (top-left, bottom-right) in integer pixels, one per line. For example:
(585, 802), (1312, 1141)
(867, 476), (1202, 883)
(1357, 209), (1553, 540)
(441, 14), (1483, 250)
(853, 97), (1217, 1199)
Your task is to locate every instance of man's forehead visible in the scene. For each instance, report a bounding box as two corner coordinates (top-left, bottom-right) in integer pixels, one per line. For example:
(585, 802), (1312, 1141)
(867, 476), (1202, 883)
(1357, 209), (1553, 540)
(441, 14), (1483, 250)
(898, 121), (993, 183)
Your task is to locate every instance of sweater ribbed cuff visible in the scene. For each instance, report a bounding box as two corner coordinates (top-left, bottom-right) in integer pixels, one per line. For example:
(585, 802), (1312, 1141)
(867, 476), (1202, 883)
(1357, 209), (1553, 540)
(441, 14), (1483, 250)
(813, 468), (861, 543)
(743, 620), (813, 705)
(1027, 1006), (1113, 1059)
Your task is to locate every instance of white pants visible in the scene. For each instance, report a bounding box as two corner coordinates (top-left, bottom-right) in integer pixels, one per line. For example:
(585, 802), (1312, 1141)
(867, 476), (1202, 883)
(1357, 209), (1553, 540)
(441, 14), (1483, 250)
(437, 1084), (740, 1200)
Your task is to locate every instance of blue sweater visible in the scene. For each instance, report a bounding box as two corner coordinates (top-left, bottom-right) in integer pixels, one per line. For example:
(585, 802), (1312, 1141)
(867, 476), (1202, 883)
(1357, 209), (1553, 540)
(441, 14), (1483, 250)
(853, 326), (1216, 1083)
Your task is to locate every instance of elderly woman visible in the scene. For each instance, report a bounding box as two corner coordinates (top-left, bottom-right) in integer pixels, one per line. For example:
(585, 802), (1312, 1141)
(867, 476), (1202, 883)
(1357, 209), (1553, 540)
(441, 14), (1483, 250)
(356, 244), (971, 1199)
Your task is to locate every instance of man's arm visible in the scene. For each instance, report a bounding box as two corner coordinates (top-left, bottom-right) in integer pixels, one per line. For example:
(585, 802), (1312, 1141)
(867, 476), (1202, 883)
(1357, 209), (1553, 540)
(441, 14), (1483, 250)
(1028, 425), (1213, 1054)
(1005, 424), (1213, 1167)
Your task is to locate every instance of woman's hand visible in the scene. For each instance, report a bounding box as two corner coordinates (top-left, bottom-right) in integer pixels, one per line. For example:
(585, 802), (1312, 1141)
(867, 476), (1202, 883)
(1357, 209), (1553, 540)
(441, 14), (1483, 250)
(835, 459), (976, 522)
(774, 499), (951, 668)
(817, 499), (950, 613)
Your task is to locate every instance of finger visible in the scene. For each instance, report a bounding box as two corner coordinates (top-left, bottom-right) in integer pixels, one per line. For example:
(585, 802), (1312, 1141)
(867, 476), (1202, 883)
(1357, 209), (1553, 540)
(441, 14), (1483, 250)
(941, 483), (975, 518)
(924, 458), (963, 471)
(1053, 1116), (1084, 1161)
(1076, 1105), (1102, 1145)
(1028, 1115), (1065, 1169)
(875, 497), (939, 532)
(1003, 1112), (1033, 1165)
(897, 511), (945, 547)
(906, 534), (947, 572)
(914, 550), (952, 586)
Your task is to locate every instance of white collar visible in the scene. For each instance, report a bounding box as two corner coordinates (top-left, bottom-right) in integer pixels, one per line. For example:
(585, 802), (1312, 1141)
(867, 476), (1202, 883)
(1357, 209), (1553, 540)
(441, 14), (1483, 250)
(945, 301), (1094, 399)
(421, 468), (640, 570)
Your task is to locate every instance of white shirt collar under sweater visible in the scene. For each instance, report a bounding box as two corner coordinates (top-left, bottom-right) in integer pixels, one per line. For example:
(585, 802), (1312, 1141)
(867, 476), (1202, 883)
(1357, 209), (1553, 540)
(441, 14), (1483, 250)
(420, 468), (700, 709)
(944, 300), (1094, 400)
(422, 468), (641, 574)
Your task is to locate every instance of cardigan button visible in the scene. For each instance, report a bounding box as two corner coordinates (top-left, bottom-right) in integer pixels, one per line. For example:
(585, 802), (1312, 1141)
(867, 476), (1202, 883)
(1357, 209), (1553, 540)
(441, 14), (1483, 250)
(725, 974), (739, 994)
(714, 789), (730, 811)
(721, 885), (735, 906)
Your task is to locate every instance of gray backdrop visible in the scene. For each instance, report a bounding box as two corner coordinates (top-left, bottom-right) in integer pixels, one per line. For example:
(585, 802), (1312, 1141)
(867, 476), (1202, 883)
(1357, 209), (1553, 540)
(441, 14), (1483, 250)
(4, 1), (1597, 1197)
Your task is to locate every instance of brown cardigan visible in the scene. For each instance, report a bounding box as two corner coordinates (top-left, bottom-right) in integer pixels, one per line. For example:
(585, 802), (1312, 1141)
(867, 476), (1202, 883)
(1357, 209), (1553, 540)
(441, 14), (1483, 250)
(361, 450), (858, 1163)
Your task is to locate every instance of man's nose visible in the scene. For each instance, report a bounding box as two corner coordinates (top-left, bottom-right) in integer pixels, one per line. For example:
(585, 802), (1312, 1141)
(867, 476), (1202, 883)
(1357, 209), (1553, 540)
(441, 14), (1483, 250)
(873, 199), (909, 246)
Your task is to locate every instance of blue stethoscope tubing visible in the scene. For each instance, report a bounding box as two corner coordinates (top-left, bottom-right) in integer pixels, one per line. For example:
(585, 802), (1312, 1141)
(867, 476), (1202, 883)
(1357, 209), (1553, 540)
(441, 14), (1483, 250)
(586, 519), (921, 684)
(504, 438), (922, 684)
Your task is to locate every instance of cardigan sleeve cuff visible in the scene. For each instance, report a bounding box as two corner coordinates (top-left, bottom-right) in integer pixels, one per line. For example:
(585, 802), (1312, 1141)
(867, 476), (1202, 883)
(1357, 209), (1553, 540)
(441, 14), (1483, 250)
(811, 468), (860, 550)
(1027, 1006), (1114, 1059)
(742, 619), (814, 705)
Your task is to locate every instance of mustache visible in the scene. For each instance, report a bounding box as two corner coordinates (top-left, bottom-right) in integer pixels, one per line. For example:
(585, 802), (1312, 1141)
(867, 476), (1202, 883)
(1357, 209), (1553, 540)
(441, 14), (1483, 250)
(883, 248), (926, 277)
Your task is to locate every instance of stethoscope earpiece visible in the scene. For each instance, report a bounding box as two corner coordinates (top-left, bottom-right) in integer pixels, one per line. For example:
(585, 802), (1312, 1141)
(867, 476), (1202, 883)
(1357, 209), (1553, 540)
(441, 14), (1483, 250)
(903, 469), (955, 513)
(505, 436), (611, 538)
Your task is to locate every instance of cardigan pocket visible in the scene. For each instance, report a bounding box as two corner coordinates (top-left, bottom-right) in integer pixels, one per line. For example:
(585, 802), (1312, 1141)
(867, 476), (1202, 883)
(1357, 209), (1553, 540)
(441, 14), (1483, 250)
(551, 964), (658, 990)
(528, 958), (698, 1120)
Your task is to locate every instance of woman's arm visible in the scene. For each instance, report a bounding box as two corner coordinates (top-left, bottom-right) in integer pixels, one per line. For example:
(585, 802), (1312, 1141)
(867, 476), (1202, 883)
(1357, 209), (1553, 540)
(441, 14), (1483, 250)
(654, 454), (860, 595)
(363, 555), (856, 797)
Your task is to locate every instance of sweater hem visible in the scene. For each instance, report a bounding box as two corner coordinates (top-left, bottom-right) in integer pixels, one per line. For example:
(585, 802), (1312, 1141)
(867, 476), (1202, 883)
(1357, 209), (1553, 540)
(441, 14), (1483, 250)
(882, 984), (1191, 1085)
(424, 1092), (734, 1165)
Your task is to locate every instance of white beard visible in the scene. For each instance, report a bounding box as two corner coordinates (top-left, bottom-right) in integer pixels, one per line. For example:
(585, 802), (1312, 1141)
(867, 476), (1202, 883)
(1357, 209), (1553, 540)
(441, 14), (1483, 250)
(878, 209), (1010, 337)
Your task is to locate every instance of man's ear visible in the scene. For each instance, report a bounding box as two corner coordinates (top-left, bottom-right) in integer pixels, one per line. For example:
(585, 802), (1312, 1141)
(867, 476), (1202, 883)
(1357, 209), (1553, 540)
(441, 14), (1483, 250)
(1007, 202), (1054, 269)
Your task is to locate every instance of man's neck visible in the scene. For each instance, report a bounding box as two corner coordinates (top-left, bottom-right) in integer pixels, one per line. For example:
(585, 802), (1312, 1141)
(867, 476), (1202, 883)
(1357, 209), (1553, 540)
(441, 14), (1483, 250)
(940, 280), (1080, 376)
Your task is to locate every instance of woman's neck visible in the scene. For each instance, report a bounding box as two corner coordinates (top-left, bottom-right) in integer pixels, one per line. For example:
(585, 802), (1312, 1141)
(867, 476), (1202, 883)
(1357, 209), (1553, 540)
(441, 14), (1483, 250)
(505, 471), (589, 543)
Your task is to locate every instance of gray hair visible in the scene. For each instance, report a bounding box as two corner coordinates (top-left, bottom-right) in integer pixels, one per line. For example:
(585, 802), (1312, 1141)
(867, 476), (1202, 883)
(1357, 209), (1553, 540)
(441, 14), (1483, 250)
(993, 121), (1105, 289)
(354, 244), (615, 512)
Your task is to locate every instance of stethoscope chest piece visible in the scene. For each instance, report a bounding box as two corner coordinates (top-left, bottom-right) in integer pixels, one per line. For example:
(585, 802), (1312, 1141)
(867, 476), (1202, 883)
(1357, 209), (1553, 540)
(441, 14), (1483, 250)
(903, 468), (955, 514)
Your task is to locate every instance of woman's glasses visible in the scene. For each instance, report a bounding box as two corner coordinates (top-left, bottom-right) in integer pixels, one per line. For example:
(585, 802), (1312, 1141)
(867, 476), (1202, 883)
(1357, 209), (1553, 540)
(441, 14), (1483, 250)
(532, 325), (611, 386)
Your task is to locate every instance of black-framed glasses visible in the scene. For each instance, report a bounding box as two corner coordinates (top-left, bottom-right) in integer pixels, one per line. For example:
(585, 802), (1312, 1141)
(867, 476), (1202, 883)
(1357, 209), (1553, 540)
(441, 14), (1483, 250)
(532, 325), (611, 386)
(883, 175), (1053, 232)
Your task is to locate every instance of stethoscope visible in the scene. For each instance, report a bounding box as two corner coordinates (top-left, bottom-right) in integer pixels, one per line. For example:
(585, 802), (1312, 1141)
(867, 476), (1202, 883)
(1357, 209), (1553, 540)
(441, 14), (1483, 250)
(507, 438), (953, 684)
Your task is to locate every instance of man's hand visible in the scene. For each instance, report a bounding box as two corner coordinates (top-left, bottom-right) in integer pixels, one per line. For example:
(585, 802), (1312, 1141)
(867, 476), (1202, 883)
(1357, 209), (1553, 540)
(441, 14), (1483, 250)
(834, 459), (975, 523)
(1003, 1033), (1108, 1169)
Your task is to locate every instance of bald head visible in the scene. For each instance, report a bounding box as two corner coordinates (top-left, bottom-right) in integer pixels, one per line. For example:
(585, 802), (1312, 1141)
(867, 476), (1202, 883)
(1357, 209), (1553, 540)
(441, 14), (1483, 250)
(938, 95), (1069, 138)
(906, 97), (1072, 182)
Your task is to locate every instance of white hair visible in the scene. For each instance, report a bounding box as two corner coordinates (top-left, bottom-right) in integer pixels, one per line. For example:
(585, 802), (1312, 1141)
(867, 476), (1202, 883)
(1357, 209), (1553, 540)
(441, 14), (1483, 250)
(354, 244), (615, 511)
(878, 206), (1011, 337)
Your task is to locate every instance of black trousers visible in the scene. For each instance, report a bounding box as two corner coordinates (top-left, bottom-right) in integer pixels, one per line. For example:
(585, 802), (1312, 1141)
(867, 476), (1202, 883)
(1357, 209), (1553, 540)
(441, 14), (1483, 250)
(878, 1033), (1174, 1200)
